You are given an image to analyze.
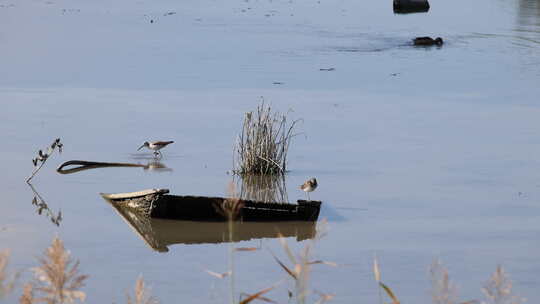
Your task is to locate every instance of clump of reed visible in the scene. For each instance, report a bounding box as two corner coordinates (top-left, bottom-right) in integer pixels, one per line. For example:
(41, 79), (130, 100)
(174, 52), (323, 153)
(234, 102), (300, 175)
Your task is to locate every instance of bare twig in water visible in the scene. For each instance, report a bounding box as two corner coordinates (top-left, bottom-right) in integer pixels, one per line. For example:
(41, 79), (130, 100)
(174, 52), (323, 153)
(0, 250), (19, 299)
(28, 183), (62, 226)
(126, 276), (158, 304)
(233, 100), (301, 175)
(32, 237), (88, 304)
(482, 266), (525, 304)
(27, 138), (63, 183)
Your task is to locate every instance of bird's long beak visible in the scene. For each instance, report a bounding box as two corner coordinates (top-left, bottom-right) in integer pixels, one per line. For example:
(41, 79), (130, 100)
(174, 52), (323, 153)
(137, 145), (145, 151)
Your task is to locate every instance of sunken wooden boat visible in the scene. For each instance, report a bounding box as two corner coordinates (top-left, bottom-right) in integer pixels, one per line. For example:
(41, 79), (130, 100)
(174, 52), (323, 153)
(100, 188), (322, 222)
(106, 203), (317, 252)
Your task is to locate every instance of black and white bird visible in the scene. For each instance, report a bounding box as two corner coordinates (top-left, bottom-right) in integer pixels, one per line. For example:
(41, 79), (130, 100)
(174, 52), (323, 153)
(137, 141), (174, 157)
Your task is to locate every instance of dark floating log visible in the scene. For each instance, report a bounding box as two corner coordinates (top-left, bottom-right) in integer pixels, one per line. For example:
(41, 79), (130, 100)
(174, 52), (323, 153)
(101, 189), (321, 222)
(393, 0), (430, 14)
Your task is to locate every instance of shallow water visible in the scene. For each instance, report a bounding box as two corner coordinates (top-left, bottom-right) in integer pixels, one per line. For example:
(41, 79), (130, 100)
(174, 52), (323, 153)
(1, 0), (540, 303)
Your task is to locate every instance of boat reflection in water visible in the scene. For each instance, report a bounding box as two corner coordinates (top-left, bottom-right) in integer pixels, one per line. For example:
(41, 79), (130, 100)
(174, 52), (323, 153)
(106, 198), (318, 252)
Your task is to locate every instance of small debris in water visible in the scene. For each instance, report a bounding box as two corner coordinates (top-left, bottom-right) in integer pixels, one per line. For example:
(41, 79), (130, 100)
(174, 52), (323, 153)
(390, 73), (400, 76)
(273, 82), (284, 85)
(319, 68), (335, 71)
(163, 11), (176, 16)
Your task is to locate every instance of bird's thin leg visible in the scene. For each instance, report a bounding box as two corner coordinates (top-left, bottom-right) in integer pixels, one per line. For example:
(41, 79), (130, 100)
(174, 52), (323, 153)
(307, 192), (310, 201)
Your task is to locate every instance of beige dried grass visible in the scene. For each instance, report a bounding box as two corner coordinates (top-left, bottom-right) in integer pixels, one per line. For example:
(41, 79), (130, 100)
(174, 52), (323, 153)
(0, 249), (19, 299)
(482, 266), (525, 304)
(19, 283), (35, 304)
(272, 220), (335, 304)
(234, 102), (300, 175)
(31, 237), (88, 304)
(126, 276), (157, 304)
(430, 259), (458, 304)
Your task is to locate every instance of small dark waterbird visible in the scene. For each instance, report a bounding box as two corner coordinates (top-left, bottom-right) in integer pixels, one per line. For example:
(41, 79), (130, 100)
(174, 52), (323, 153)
(137, 141), (174, 157)
(300, 177), (318, 201)
(413, 36), (443, 46)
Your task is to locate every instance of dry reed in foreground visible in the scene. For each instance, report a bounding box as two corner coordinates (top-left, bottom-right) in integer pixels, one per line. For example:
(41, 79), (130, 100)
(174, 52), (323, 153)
(0, 250), (18, 299)
(482, 266), (525, 304)
(234, 102), (300, 175)
(271, 219), (335, 304)
(126, 276), (157, 304)
(31, 237), (88, 304)
(430, 259), (458, 304)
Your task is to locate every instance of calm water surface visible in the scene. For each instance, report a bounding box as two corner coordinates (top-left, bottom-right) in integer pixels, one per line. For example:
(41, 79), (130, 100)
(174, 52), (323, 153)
(1, 0), (540, 303)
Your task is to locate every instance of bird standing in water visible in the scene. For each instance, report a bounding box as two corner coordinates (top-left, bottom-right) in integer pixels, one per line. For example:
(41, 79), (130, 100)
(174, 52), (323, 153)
(137, 141), (174, 157)
(300, 177), (318, 200)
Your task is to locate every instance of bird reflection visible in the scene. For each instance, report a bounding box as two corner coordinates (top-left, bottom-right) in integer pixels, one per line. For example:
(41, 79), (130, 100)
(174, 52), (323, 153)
(143, 160), (172, 172)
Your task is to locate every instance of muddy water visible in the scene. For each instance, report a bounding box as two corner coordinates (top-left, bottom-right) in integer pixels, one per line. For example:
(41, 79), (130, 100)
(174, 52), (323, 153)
(1, 0), (540, 303)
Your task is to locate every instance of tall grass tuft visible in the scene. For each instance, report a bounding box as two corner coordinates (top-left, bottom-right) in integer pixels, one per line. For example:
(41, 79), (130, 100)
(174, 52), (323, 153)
(0, 250), (19, 299)
(430, 259), (458, 304)
(32, 237), (88, 304)
(482, 266), (525, 304)
(126, 276), (157, 304)
(234, 102), (300, 175)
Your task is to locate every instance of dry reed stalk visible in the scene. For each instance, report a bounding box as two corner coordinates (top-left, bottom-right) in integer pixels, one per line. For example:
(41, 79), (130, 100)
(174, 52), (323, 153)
(0, 250), (19, 299)
(482, 266), (525, 304)
(32, 237), (87, 304)
(272, 220), (335, 304)
(430, 259), (458, 304)
(19, 283), (35, 304)
(234, 102), (300, 175)
(126, 276), (157, 304)
(372, 256), (400, 304)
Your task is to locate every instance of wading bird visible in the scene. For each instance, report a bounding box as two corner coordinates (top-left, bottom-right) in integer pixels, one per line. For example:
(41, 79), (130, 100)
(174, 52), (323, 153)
(300, 177), (318, 200)
(137, 141), (174, 157)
